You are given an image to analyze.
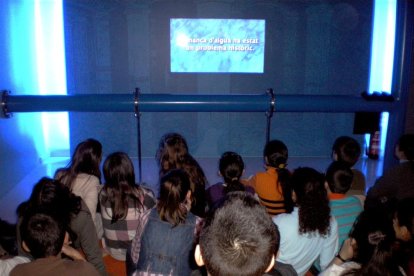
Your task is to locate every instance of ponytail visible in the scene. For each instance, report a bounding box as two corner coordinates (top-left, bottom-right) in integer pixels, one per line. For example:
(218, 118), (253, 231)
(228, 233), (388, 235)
(219, 152), (245, 195)
(264, 140), (292, 212)
(223, 178), (245, 195)
(276, 167), (293, 213)
(357, 233), (401, 276)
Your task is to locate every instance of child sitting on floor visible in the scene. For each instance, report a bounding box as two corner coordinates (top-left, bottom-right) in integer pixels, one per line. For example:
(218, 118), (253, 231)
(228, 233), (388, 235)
(332, 136), (366, 195)
(11, 211), (99, 276)
(245, 139), (293, 216)
(206, 151), (255, 209)
(195, 192), (291, 276)
(325, 161), (363, 248)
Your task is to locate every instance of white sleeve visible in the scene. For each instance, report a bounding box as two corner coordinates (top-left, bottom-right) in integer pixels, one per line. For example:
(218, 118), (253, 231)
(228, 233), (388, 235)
(319, 217), (339, 270)
(319, 263), (347, 276)
(1, 256), (30, 275)
(82, 176), (99, 223)
(273, 215), (290, 264)
(319, 262), (361, 276)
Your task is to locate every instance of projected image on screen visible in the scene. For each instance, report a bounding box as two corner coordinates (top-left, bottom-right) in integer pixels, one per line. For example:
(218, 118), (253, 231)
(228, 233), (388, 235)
(170, 18), (265, 73)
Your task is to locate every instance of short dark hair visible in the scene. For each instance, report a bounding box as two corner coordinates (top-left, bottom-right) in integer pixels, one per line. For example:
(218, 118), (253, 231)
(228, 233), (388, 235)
(199, 192), (279, 276)
(20, 212), (65, 259)
(20, 177), (81, 229)
(397, 134), (414, 161)
(326, 161), (354, 194)
(395, 197), (414, 237)
(332, 136), (361, 167)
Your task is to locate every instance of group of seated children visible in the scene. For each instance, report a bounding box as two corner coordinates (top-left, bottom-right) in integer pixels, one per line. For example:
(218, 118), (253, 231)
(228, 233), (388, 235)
(1, 133), (414, 276)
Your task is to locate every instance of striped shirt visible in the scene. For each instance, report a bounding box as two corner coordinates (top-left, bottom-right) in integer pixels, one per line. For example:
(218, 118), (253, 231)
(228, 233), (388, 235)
(329, 193), (363, 247)
(245, 167), (286, 216)
(100, 186), (156, 261)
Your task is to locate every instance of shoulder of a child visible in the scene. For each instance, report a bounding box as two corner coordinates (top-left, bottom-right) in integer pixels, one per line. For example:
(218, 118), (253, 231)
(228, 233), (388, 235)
(242, 174), (258, 187)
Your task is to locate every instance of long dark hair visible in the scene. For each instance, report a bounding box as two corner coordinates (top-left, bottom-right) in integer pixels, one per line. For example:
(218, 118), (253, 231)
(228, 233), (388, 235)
(343, 209), (401, 276)
(291, 167), (330, 236)
(17, 177), (81, 241)
(157, 169), (191, 227)
(156, 133), (207, 217)
(264, 140), (293, 213)
(101, 152), (143, 223)
(56, 138), (102, 189)
(219, 151), (245, 194)
(156, 133), (189, 174)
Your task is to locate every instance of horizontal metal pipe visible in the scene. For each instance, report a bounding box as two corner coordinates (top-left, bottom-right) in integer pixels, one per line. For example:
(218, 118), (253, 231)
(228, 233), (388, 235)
(4, 93), (395, 113)
(277, 95), (395, 112)
(6, 94), (133, 113)
(139, 94), (269, 112)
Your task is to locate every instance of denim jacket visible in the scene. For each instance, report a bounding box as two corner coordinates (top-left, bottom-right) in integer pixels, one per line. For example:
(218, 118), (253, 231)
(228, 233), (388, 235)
(133, 209), (197, 276)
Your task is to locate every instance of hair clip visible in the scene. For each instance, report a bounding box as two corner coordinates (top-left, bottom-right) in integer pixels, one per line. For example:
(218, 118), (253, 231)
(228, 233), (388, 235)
(368, 231), (386, 245)
(278, 164), (287, 169)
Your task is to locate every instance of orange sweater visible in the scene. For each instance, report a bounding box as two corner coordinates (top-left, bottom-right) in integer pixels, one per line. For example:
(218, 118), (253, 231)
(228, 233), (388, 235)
(245, 167), (286, 216)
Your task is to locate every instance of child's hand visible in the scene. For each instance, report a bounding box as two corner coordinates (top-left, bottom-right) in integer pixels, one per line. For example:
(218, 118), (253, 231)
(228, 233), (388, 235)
(338, 238), (356, 261)
(62, 244), (85, 261)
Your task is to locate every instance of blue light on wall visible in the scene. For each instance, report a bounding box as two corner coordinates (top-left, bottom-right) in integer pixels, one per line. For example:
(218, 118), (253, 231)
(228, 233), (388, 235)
(367, 0), (396, 157)
(9, 0), (69, 160)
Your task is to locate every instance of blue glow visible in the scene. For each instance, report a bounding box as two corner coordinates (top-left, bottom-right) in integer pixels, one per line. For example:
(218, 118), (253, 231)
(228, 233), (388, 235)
(367, 0), (396, 157)
(9, 0), (69, 160)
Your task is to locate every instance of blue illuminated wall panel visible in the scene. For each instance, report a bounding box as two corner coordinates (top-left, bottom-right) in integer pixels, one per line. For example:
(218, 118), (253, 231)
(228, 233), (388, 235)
(64, 1), (373, 159)
(0, 1), (39, 197)
(367, 0), (396, 157)
(0, 0), (69, 197)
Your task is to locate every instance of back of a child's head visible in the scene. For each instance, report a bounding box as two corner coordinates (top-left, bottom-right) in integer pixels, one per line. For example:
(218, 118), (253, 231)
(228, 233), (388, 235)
(397, 134), (414, 161)
(103, 151), (136, 189)
(156, 133), (189, 172)
(219, 151), (245, 194)
(199, 192), (279, 276)
(326, 161), (354, 194)
(70, 138), (102, 175)
(395, 197), (414, 239)
(264, 139), (288, 168)
(20, 212), (65, 259)
(24, 177), (81, 227)
(348, 209), (401, 275)
(55, 139), (102, 190)
(263, 140), (293, 213)
(332, 136), (361, 167)
(102, 152), (144, 222)
(158, 169), (191, 226)
(292, 167), (330, 236)
(350, 209), (395, 264)
(181, 154), (208, 188)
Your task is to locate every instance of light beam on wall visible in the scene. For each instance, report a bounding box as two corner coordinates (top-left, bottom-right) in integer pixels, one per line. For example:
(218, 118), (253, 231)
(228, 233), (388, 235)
(367, 0), (396, 157)
(10, 0), (69, 160)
